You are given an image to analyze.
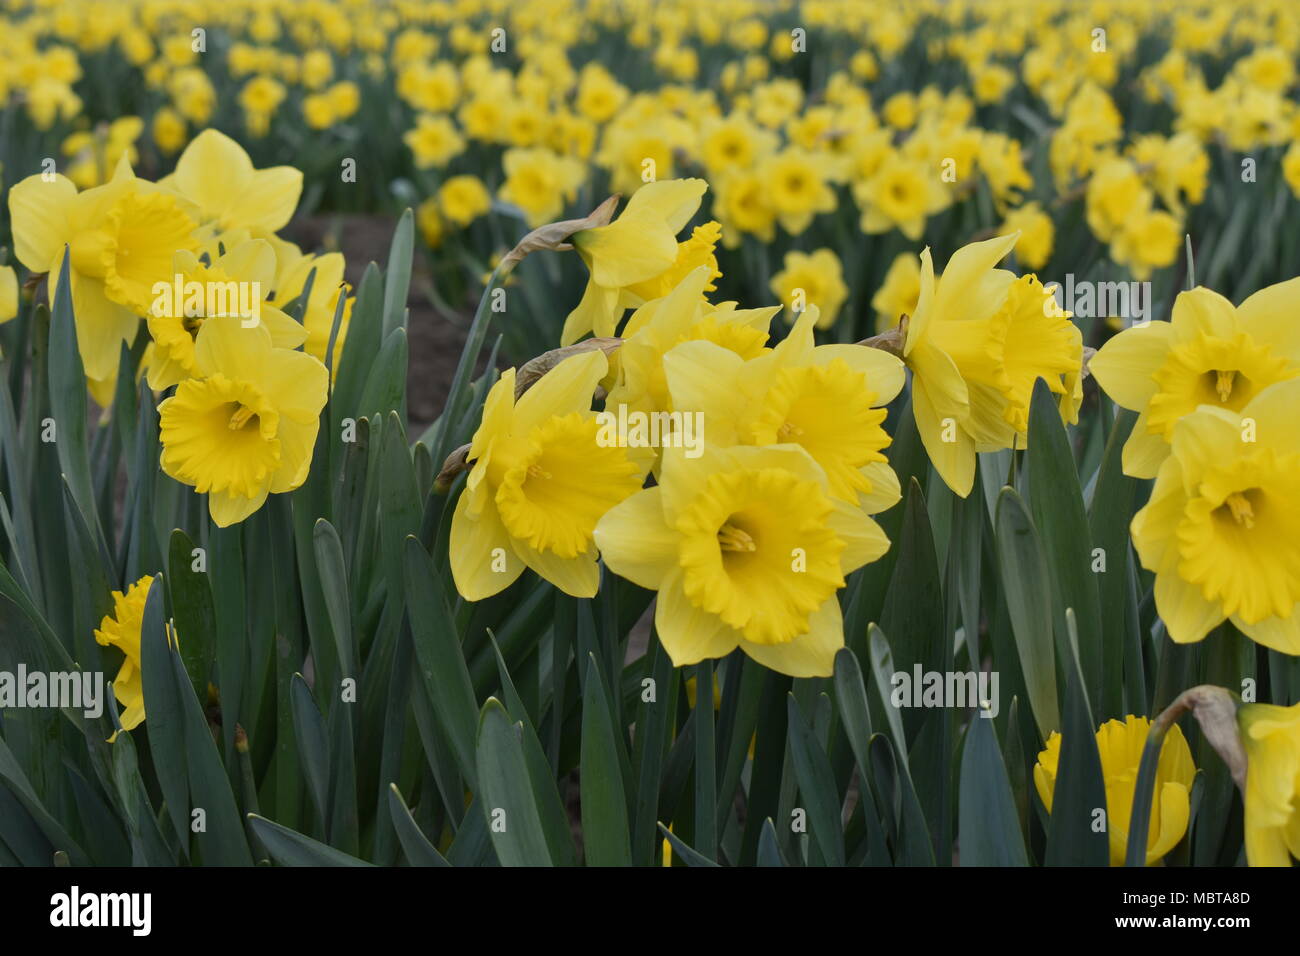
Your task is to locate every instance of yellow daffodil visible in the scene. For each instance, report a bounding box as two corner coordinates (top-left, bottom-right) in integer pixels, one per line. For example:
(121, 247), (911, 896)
(146, 238), (304, 390)
(1002, 202), (1055, 270)
(769, 248), (849, 329)
(94, 575), (155, 737)
(759, 148), (837, 235)
(606, 266), (780, 430)
(1129, 379), (1300, 651)
(904, 233), (1083, 497)
(158, 317), (328, 527)
(1239, 702), (1300, 866)
(451, 351), (646, 601)
(853, 151), (950, 240)
(161, 129), (301, 240)
(594, 443), (889, 677)
(8, 158), (200, 380)
(437, 175), (493, 227)
(662, 306), (904, 509)
(560, 178), (710, 344)
(1089, 283), (1300, 478)
(1035, 715), (1196, 866)
(499, 147), (586, 228)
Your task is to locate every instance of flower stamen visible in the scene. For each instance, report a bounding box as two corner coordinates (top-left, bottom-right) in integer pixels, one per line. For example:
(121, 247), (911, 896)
(717, 522), (757, 552)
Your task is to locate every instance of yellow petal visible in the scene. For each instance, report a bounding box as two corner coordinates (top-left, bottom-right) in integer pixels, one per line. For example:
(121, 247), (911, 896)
(1089, 322), (1174, 411)
(912, 370), (976, 497)
(8, 174), (77, 272)
(932, 233), (1019, 329)
(814, 344), (905, 405)
(1153, 565), (1224, 644)
(194, 315), (272, 380)
(622, 178), (707, 233)
(1234, 612), (1300, 656)
(857, 460), (902, 514)
(561, 280), (621, 345)
(1238, 276), (1300, 360)
(260, 348), (329, 423)
(1170, 286), (1236, 344)
(514, 539), (600, 597)
(593, 487), (677, 591)
(513, 349), (607, 435)
(579, 212), (679, 288)
(0, 266), (18, 323)
(1121, 409), (1169, 479)
(828, 502), (890, 572)
(1146, 781), (1191, 864)
(51, 269), (140, 382)
(654, 569), (740, 667)
(450, 490), (524, 601)
(268, 418), (320, 494)
(739, 596), (843, 677)
(208, 484), (271, 528)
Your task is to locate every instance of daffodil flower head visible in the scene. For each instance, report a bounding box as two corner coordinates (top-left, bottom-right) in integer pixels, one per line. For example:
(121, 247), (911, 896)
(606, 265), (779, 429)
(1035, 715), (1195, 866)
(595, 443), (890, 677)
(94, 575), (156, 738)
(146, 238), (306, 390)
(904, 232), (1082, 497)
(158, 316), (328, 527)
(163, 128), (303, 234)
(1130, 379), (1300, 651)
(8, 157), (200, 380)
(1089, 282), (1300, 479)
(561, 178), (709, 344)
(662, 306), (905, 510)
(450, 350), (647, 602)
(1238, 702), (1300, 866)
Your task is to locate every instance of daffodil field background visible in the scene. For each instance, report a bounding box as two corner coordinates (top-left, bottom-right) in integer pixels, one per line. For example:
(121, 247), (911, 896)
(0, 0), (1298, 873)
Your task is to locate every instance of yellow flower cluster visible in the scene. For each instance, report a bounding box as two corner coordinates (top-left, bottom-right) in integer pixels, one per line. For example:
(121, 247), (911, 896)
(7, 130), (338, 526)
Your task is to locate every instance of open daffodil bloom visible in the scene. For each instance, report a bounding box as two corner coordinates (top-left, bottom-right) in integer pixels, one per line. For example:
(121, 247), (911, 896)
(158, 316), (328, 527)
(594, 444), (889, 677)
(1130, 379), (1300, 651)
(450, 350), (646, 601)
(1089, 281), (1300, 479)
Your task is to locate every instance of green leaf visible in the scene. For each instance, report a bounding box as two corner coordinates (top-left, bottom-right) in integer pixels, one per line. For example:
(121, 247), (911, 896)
(1027, 378), (1103, 707)
(1045, 611), (1109, 866)
(994, 487), (1060, 739)
(167, 528), (216, 704)
(475, 698), (553, 867)
(485, 632), (577, 866)
(289, 673), (331, 828)
(387, 784), (450, 867)
(356, 328), (409, 423)
(313, 519), (355, 680)
(786, 693), (845, 866)
(657, 823), (720, 867)
(246, 814), (373, 867)
(47, 249), (101, 547)
(756, 819), (786, 867)
(138, 575), (190, 851)
(382, 208), (415, 338)
(1087, 407), (1139, 721)
(958, 715), (1029, 865)
(403, 536), (479, 788)
(580, 655), (632, 866)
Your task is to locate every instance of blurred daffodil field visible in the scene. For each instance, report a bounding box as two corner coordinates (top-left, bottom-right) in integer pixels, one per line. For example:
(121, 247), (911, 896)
(0, 0), (1299, 877)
